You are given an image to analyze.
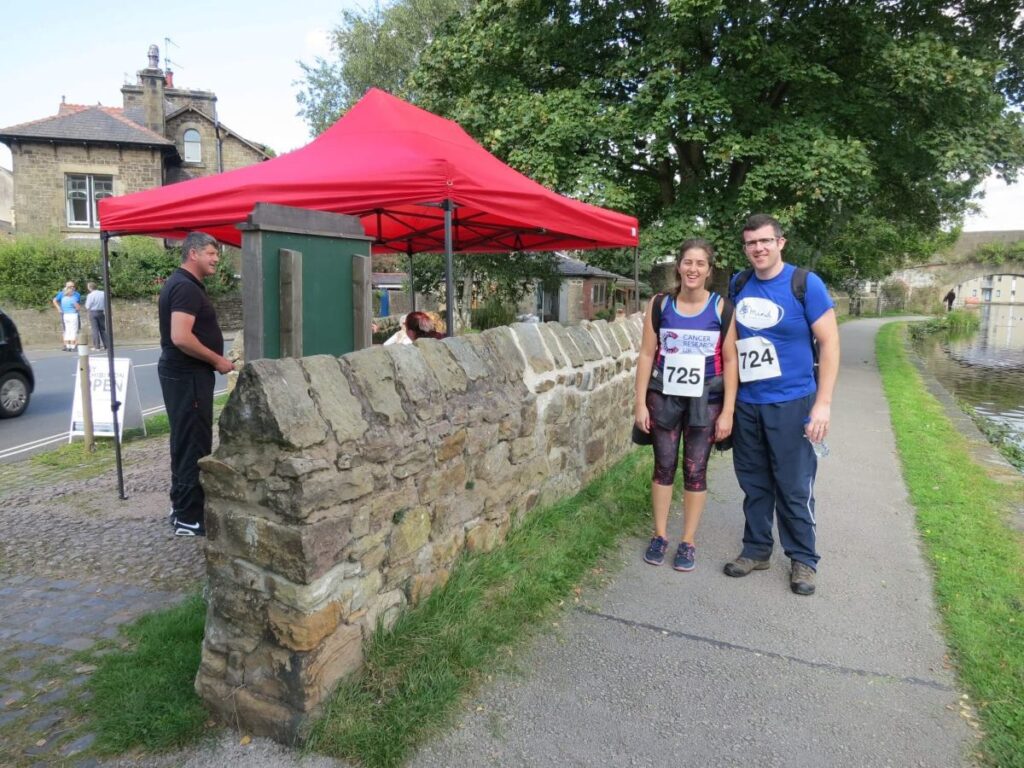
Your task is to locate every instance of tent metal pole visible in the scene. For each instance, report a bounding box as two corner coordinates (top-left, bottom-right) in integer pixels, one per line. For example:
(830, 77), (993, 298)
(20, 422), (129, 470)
(407, 248), (416, 312)
(443, 200), (455, 336)
(100, 233), (127, 500)
(633, 246), (640, 313)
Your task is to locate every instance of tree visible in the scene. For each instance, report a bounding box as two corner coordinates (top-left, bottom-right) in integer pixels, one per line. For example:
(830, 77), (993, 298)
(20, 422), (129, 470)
(296, 0), (472, 135)
(408, 0), (1024, 285)
(409, 250), (563, 327)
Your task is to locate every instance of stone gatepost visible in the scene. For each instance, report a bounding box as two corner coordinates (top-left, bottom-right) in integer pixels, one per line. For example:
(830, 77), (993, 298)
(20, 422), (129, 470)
(194, 319), (642, 741)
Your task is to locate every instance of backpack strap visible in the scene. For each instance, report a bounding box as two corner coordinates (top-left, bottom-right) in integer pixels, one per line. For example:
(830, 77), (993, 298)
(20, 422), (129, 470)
(650, 292), (667, 335)
(719, 295), (735, 334)
(791, 267), (809, 304)
(728, 268), (754, 302)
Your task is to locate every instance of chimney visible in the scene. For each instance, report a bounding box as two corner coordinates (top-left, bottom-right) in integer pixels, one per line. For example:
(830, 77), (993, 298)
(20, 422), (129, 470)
(139, 44), (166, 135)
(165, 69), (174, 89)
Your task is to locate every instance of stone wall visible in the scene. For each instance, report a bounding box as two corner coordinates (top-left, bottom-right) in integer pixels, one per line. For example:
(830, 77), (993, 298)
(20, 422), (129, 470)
(194, 317), (642, 741)
(8, 295), (243, 348)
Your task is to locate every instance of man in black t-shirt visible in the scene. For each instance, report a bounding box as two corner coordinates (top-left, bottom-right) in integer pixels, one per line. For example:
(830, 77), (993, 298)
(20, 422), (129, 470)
(158, 232), (235, 537)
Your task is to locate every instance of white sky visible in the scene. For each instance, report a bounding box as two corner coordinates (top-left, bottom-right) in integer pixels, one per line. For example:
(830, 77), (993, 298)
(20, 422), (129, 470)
(0, 2), (1020, 232)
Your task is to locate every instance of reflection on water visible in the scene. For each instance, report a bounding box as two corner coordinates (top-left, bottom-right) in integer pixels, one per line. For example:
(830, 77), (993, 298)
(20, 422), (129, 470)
(911, 304), (1024, 447)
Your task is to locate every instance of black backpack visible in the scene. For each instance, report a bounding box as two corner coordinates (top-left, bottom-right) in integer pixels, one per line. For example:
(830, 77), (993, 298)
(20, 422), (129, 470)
(728, 267), (819, 380)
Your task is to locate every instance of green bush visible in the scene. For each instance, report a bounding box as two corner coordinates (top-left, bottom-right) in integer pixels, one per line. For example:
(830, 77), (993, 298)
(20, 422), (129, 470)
(0, 235), (237, 306)
(471, 296), (515, 331)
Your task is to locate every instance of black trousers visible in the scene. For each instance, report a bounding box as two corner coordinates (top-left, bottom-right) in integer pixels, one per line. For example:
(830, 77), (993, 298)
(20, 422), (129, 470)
(158, 362), (214, 526)
(89, 310), (106, 348)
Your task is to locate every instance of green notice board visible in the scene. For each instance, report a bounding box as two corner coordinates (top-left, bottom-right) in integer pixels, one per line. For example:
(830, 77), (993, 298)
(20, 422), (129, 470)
(240, 204), (373, 361)
(259, 231), (367, 358)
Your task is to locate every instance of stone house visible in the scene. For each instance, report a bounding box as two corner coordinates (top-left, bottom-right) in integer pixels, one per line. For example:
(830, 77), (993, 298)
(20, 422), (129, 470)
(0, 44), (270, 237)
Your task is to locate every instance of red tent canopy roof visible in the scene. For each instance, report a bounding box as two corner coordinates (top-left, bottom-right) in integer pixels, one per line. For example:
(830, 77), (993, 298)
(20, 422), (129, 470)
(98, 89), (639, 252)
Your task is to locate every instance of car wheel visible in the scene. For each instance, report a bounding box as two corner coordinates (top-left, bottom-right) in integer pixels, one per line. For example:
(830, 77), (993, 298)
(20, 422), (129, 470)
(0, 372), (30, 418)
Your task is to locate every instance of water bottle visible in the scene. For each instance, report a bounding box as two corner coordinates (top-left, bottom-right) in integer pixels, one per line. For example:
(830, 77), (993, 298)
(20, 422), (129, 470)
(807, 438), (830, 458)
(803, 416), (829, 458)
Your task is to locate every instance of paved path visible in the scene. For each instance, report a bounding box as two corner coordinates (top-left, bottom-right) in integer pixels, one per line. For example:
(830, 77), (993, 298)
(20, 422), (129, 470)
(411, 318), (974, 767)
(0, 318), (977, 767)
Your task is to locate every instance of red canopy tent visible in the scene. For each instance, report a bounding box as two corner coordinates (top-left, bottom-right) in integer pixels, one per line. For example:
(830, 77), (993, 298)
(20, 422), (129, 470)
(98, 88), (639, 253)
(94, 90), (639, 498)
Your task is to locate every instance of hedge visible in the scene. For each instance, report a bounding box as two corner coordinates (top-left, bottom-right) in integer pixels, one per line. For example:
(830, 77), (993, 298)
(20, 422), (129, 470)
(0, 236), (238, 306)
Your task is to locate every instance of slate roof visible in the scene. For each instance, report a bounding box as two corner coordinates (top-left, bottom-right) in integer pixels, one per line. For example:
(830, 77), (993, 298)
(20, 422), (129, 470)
(556, 253), (629, 281)
(0, 104), (174, 147)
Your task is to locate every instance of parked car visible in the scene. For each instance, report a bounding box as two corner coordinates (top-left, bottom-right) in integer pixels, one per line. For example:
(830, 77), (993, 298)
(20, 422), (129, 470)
(0, 308), (34, 418)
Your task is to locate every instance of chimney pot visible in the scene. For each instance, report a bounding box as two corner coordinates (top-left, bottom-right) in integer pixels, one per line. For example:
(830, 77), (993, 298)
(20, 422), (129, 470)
(165, 69), (174, 88)
(147, 44), (160, 70)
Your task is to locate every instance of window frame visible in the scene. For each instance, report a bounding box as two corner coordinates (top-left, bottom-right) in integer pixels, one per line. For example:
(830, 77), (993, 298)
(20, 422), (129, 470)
(183, 129), (202, 163)
(65, 173), (113, 229)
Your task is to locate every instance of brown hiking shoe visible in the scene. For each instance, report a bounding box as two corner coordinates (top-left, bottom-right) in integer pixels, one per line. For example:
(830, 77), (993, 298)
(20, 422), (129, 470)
(723, 556), (771, 577)
(790, 561), (816, 596)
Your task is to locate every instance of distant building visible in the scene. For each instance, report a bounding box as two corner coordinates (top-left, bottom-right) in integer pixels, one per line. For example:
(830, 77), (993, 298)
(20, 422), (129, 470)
(529, 253), (640, 323)
(0, 166), (12, 233)
(0, 44), (270, 237)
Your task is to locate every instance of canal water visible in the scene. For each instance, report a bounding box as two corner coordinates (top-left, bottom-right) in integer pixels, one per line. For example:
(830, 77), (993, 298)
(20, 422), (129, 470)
(910, 304), (1024, 450)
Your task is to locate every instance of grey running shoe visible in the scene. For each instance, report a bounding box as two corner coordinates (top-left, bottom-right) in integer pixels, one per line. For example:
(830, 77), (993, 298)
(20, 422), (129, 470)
(723, 556), (771, 577)
(790, 561), (816, 596)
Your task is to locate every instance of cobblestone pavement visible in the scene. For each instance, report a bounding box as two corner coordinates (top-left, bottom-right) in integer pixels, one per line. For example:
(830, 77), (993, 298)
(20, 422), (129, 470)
(0, 434), (206, 766)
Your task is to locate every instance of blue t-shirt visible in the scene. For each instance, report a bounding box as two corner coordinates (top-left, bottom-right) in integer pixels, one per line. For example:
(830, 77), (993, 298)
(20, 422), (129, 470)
(56, 292), (80, 313)
(733, 263), (833, 404)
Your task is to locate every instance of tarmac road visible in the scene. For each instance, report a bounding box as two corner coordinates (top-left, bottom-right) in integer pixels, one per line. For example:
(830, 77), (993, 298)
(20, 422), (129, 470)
(0, 343), (228, 464)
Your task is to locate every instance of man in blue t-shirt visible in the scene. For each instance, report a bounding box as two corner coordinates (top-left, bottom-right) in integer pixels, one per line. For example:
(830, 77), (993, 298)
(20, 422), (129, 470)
(723, 214), (840, 596)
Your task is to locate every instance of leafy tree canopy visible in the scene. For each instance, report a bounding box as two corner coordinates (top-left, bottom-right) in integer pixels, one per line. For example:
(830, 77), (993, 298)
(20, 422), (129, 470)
(301, 0), (1024, 289)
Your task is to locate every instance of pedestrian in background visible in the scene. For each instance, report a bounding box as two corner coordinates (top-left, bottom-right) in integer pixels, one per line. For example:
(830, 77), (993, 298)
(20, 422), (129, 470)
(84, 281), (107, 351)
(52, 281), (81, 352)
(158, 232), (235, 537)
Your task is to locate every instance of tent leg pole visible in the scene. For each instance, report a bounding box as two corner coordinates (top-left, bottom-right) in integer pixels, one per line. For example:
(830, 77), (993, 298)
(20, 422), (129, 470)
(443, 201), (455, 336)
(633, 246), (640, 313)
(408, 250), (416, 312)
(101, 233), (127, 500)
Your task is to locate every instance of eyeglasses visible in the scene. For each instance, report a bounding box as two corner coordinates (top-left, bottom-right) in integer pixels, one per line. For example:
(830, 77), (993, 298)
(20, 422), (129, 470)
(742, 237), (779, 250)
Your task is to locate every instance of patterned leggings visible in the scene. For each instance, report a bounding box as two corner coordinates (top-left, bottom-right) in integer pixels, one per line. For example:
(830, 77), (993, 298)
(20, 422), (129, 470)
(647, 389), (722, 491)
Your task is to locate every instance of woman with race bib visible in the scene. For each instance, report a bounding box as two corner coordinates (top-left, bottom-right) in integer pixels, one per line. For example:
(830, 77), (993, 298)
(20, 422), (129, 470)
(633, 239), (738, 572)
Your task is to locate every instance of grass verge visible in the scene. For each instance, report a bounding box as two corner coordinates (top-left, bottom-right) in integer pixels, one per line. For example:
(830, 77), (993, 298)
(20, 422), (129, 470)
(876, 322), (1024, 767)
(79, 593), (209, 754)
(76, 450), (651, 763)
(305, 449), (652, 768)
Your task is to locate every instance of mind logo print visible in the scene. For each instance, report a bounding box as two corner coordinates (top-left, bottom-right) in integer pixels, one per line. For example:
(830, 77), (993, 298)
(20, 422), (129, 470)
(736, 298), (783, 330)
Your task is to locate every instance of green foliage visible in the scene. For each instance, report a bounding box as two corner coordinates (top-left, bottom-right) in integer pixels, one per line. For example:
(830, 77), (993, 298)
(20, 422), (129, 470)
(877, 324), (1024, 767)
(403, 0), (1024, 285)
(973, 240), (1024, 265)
(470, 296), (516, 330)
(411, 250), (561, 309)
(296, 0), (473, 135)
(81, 593), (209, 753)
(909, 309), (981, 338)
(306, 450), (652, 767)
(0, 236), (237, 306)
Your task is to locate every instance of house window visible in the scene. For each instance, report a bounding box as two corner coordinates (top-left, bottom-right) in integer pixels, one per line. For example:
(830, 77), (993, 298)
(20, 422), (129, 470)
(65, 174), (113, 228)
(183, 129), (202, 163)
(591, 282), (607, 306)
